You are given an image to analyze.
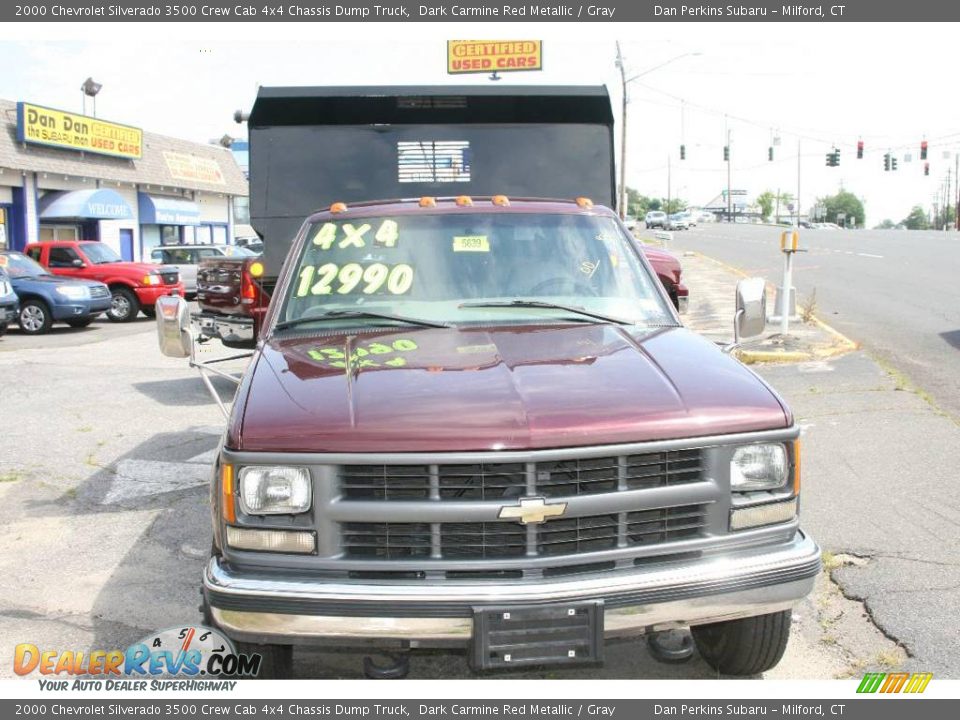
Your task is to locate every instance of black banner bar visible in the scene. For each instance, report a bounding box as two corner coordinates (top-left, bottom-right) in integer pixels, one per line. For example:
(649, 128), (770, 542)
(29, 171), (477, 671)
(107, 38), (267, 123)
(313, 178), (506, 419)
(5, 1), (960, 23)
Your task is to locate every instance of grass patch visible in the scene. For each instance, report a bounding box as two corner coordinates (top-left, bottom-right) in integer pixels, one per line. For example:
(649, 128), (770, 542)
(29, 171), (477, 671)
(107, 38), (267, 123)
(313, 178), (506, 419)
(0, 470), (25, 483)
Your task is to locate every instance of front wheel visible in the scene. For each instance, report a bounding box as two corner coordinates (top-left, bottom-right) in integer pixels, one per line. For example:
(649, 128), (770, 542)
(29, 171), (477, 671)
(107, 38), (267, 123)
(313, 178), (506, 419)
(691, 610), (792, 676)
(107, 287), (140, 323)
(20, 299), (53, 335)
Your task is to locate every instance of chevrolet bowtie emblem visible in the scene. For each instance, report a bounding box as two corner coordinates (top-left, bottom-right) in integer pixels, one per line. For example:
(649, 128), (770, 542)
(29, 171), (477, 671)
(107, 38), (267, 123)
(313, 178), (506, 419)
(498, 496), (568, 525)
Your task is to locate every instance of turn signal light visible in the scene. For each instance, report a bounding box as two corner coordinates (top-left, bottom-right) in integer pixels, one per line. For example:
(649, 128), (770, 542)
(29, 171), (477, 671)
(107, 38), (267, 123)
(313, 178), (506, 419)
(793, 439), (802, 496)
(575, 197), (594, 209)
(492, 195), (510, 206)
(455, 196), (473, 206)
(248, 261), (264, 278)
(329, 202), (348, 213)
(419, 196), (437, 207)
(221, 464), (236, 524)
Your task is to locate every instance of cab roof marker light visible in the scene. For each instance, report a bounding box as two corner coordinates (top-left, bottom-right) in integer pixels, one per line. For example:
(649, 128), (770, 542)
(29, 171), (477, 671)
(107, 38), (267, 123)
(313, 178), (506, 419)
(575, 197), (594, 209)
(248, 261), (265, 278)
(329, 202), (348, 213)
(419, 196), (437, 207)
(492, 195), (510, 206)
(455, 196), (473, 206)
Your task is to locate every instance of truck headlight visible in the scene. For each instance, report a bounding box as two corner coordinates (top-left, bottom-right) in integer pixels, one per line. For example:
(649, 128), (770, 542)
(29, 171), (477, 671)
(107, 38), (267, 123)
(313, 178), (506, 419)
(238, 466), (311, 515)
(142, 273), (162, 286)
(730, 443), (788, 491)
(56, 284), (90, 300)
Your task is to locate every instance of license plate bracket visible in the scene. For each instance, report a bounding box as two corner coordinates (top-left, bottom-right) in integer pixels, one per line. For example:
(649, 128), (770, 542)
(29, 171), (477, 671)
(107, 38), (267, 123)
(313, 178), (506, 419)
(472, 600), (604, 670)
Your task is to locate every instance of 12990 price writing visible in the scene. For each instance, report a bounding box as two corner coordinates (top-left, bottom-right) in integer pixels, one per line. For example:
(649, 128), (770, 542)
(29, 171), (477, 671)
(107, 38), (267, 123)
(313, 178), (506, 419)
(295, 263), (414, 297)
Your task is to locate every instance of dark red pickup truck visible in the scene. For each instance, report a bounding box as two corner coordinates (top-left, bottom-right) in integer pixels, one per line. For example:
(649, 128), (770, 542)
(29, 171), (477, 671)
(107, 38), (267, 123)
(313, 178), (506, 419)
(159, 196), (817, 678)
(26, 240), (183, 322)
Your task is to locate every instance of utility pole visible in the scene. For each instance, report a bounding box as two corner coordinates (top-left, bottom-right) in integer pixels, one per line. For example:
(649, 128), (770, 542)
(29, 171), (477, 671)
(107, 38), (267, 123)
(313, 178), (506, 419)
(726, 124), (732, 222)
(616, 42), (628, 219)
(667, 154), (672, 214)
(955, 153), (959, 231)
(796, 139), (801, 227)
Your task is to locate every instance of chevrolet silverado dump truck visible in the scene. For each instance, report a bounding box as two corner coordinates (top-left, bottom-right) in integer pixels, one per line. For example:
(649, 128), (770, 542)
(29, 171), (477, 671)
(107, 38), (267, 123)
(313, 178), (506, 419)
(156, 86), (819, 679)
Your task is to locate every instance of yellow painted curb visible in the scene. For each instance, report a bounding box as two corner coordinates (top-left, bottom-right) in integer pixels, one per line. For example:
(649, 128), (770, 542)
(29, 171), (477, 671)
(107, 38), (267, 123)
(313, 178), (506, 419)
(695, 251), (859, 362)
(735, 349), (812, 365)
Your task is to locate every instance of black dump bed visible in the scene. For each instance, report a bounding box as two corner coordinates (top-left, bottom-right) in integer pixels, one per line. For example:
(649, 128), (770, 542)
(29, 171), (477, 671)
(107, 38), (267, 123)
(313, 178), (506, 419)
(246, 85), (616, 275)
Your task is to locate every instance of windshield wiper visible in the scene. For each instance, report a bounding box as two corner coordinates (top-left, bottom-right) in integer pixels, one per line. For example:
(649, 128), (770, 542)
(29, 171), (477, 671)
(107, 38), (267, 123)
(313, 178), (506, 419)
(274, 310), (452, 331)
(458, 300), (632, 326)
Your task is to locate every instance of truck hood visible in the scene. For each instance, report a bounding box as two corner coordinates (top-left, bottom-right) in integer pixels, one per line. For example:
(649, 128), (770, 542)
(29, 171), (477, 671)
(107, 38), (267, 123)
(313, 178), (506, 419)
(234, 324), (790, 453)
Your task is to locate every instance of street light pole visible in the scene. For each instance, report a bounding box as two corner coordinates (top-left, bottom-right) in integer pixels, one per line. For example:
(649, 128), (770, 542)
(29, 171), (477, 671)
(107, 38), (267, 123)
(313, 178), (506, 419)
(616, 45), (701, 220)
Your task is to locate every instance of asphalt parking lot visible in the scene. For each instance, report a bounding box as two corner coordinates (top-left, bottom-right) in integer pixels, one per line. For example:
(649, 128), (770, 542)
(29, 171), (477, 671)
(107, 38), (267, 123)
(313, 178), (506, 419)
(0, 316), (901, 680)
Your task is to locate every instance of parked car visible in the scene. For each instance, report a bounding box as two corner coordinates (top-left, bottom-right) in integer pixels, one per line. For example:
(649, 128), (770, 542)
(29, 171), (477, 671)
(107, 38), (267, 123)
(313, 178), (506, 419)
(0, 251), (111, 334)
(149, 244), (258, 298)
(622, 216), (638, 231)
(641, 244), (689, 313)
(666, 213), (691, 230)
(25, 241), (183, 322)
(644, 210), (667, 229)
(0, 263), (19, 336)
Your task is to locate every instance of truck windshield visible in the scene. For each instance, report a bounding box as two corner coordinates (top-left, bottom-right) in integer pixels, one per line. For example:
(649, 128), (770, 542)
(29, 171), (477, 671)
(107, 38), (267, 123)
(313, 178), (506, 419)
(279, 211), (676, 328)
(82, 243), (121, 264)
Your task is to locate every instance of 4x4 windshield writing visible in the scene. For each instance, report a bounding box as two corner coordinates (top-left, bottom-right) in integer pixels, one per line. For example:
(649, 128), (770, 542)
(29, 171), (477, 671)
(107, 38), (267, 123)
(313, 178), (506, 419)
(280, 212), (675, 328)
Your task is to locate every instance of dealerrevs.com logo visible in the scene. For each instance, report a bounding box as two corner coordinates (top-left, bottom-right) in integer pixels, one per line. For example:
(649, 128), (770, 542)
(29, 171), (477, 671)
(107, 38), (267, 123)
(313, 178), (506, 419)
(15, 625), (261, 690)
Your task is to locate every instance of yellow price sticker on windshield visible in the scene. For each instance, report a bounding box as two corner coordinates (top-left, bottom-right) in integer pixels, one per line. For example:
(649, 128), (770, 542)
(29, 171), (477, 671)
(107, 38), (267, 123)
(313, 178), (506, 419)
(294, 262), (415, 297)
(452, 236), (490, 252)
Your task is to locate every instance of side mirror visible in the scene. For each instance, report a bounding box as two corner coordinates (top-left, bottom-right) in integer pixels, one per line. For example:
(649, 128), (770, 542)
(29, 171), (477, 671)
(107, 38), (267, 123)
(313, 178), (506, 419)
(734, 277), (767, 343)
(71, 258), (85, 268)
(156, 295), (192, 358)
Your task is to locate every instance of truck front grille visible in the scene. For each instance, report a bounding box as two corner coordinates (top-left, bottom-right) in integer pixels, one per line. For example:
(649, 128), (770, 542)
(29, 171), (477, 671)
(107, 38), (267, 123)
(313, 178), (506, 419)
(341, 504), (708, 560)
(340, 449), (702, 501)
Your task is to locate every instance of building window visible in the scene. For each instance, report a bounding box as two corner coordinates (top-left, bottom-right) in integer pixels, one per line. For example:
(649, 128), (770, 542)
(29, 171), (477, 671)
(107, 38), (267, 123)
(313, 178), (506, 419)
(39, 225), (80, 242)
(232, 196), (250, 224)
(160, 226), (182, 245)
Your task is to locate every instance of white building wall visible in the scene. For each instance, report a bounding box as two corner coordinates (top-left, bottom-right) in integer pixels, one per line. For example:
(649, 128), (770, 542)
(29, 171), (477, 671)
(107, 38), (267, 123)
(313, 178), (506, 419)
(196, 192), (229, 223)
(98, 185), (140, 259)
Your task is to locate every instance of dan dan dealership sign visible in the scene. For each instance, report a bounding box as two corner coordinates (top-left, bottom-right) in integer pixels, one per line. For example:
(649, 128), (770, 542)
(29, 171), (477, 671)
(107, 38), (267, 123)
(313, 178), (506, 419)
(447, 41), (542, 74)
(17, 102), (142, 159)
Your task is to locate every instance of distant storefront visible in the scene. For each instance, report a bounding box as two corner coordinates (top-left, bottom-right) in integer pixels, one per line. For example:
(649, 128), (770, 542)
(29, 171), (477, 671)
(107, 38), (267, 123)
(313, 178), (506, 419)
(0, 99), (248, 260)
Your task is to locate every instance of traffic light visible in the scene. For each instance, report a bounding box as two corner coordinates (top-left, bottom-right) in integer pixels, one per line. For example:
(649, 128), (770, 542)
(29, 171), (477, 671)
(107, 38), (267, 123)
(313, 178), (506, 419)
(680, 144), (686, 160)
(921, 140), (928, 160)
(825, 149), (840, 167)
(924, 162), (930, 176)
(883, 153), (891, 171)
(857, 140), (864, 159)
(768, 146), (774, 161)
(892, 156), (898, 171)
(723, 145), (730, 162)
(825, 152), (833, 167)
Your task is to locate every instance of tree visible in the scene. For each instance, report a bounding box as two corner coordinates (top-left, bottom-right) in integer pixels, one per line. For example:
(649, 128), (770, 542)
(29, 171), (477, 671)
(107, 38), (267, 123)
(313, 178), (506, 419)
(818, 190), (865, 228)
(756, 191), (775, 221)
(625, 188), (660, 218)
(874, 219), (896, 230)
(902, 206), (929, 230)
(662, 198), (688, 215)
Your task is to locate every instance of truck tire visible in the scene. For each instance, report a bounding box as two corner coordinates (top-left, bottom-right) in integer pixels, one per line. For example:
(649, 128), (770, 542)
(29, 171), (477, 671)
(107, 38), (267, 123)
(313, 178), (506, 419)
(107, 287), (139, 323)
(20, 299), (53, 335)
(691, 610), (792, 676)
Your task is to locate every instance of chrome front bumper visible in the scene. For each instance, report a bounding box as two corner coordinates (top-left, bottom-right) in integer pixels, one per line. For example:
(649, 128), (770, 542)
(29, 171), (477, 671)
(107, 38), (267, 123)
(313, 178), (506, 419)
(206, 530), (820, 647)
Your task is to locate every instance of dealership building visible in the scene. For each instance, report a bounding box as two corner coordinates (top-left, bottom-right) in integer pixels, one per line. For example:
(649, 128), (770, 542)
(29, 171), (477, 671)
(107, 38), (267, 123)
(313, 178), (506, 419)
(0, 99), (248, 260)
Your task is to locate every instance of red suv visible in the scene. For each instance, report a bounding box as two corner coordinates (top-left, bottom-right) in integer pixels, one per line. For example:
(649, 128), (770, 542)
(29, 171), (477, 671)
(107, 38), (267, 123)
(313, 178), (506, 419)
(25, 241), (183, 322)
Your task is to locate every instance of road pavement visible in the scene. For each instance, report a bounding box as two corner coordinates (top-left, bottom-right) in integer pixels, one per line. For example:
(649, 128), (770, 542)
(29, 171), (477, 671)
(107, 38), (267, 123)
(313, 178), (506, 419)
(655, 223), (960, 419)
(0, 310), (931, 681)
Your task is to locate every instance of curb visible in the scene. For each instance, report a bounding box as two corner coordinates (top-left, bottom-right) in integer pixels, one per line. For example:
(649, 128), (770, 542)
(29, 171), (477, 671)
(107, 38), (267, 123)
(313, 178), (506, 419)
(693, 251), (860, 363)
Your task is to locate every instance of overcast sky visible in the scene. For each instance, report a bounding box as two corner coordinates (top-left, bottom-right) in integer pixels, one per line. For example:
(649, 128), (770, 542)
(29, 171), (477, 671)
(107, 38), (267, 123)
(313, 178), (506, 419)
(2, 23), (958, 224)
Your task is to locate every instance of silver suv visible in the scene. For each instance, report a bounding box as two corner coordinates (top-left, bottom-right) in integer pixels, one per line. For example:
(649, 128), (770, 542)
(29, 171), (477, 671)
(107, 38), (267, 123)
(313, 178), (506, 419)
(149, 244), (256, 297)
(644, 210), (667, 229)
